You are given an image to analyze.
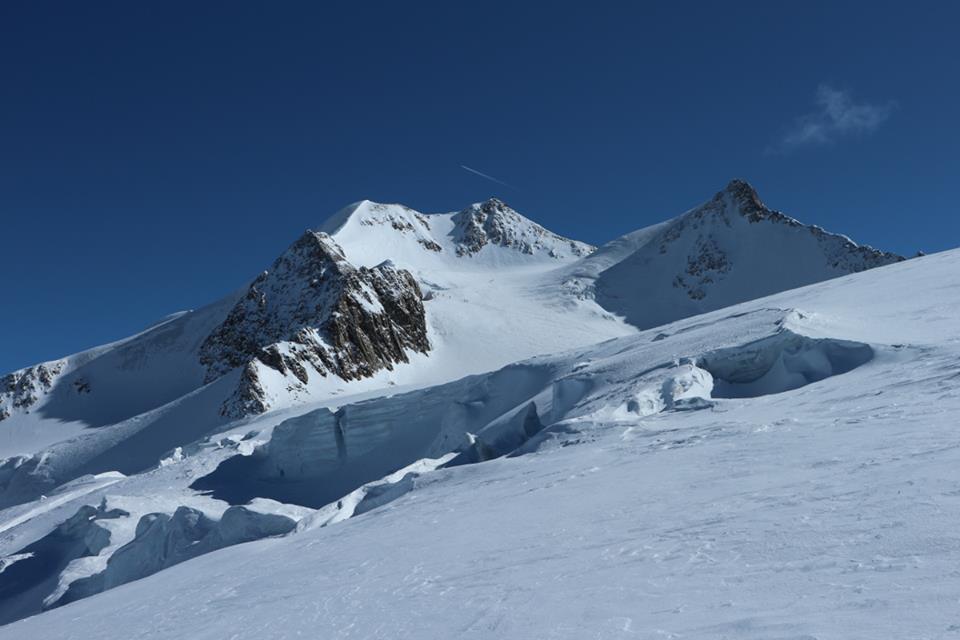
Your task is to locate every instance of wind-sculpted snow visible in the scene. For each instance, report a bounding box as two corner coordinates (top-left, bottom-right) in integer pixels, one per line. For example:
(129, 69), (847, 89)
(191, 363), (561, 507)
(192, 306), (881, 520)
(0, 500), (128, 625)
(0, 305), (887, 624)
(701, 330), (875, 398)
(0, 451), (310, 623)
(4, 247), (959, 638)
(54, 503), (298, 608)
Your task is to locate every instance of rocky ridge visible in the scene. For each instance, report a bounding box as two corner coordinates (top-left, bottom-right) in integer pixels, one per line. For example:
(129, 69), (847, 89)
(451, 198), (593, 258)
(198, 231), (429, 417)
(0, 361), (65, 421)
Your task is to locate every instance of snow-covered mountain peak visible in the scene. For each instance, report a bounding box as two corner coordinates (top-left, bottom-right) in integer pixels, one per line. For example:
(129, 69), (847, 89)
(589, 179), (905, 329)
(682, 178), (784, 227)
(717, 178), (766, 216)
(320, 200), (433, 238)
(0, 177), (937, 634)
(198, 230), (429, 416)
(450, 197), (594, 259)
(315, 197), (594, 271)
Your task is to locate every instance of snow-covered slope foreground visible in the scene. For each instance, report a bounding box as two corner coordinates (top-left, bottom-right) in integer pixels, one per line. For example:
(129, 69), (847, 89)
(1, 244), (957, 637)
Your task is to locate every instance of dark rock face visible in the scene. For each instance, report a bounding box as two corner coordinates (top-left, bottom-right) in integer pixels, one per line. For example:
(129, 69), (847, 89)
(199, 231), (429, 417)
(225, 363), (272, 417)
(418, 238), (443, 252)
(0, 361), (65, 421)
(451, 198), (594, 258)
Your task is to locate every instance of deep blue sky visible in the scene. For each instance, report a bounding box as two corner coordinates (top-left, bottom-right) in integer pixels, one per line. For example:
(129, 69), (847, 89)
(2, 1), (958, 372)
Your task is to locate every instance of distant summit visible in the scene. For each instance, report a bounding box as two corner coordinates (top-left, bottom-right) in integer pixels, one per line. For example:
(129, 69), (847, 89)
(721, 178), (767, 215)
(320, 198), (593, 266)
(450, 197), (594, 258)
(589, 179), (905, 327)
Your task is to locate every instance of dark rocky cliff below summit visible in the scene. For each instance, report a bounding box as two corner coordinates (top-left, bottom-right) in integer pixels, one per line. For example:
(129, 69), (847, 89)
(198, 231), (429, 417)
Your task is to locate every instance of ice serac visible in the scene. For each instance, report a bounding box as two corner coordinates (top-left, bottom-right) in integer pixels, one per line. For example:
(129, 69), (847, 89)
(8, 247), (960, 639)
(198, 230), (429, 417)
(451, 197), (594, 258)
(593, 179), (904, 328)
(55, 504), (297, 608)
(0, 500), (128, 625)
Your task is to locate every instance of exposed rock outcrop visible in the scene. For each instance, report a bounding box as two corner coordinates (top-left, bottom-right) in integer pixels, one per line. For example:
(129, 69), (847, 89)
(0, 361), (65, 421)
(451, 198), (594, 258)
(199, 231), (429, 417)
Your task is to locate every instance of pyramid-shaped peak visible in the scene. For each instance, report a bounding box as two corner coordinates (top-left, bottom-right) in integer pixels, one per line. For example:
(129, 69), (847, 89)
(453, 198), (593, 258)
(719, 179), (765, 211)
(460, 197), (518, 219)
(477, 196), (510, 210)
(289, 230), (349, 264)
(724, 178), (757, 193)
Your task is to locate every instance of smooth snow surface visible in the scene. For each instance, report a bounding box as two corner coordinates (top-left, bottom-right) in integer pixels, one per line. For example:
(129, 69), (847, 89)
(2, 245), (958, 638)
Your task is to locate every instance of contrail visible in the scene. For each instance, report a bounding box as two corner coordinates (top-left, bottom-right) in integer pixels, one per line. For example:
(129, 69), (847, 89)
(460, 164), (516, 189)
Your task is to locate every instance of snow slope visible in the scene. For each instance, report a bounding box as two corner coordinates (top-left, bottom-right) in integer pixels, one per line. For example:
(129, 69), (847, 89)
(573, 180), (904, 328)
(315, 197), (628, 385)
(0, 198), (627, 510)
(0, 182), (921, 631)
(1, 246), (956, 639)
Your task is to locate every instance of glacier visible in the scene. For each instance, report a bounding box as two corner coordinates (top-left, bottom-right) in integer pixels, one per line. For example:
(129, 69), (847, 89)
(0, 180), (953, 638)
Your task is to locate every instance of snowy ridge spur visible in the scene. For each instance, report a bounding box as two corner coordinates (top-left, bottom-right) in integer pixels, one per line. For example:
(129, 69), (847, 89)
(199, 231), (429, 417)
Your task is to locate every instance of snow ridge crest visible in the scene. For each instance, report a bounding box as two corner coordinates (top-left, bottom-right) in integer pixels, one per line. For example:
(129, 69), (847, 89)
(451, 197), (594, 258)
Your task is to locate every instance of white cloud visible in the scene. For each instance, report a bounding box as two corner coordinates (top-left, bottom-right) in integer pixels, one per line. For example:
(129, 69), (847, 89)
(771, 85), (896, 153)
